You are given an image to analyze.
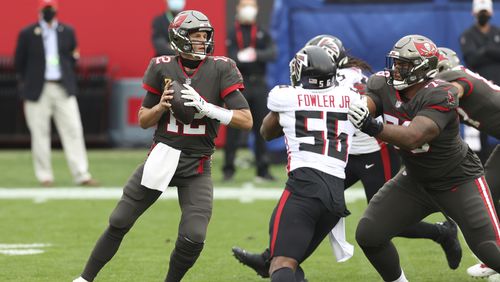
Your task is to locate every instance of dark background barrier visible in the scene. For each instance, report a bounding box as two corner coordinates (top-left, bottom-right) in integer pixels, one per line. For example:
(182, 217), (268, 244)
(0, 56), (112, 147)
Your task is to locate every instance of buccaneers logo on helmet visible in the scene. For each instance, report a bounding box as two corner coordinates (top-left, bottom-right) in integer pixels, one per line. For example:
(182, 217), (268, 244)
(414, 41), (438, 58)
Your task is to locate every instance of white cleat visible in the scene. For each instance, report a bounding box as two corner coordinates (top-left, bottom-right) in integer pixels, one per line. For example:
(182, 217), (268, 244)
(72, 277), (88, 282)
(467, 263), (497, 278)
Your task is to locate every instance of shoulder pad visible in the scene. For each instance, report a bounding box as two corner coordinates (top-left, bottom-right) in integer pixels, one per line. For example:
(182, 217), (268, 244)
(421, 80), (459, 109)
(210, 56), (235, 65)
(367, 72), (389, 91)
(435, 70), (465, 82)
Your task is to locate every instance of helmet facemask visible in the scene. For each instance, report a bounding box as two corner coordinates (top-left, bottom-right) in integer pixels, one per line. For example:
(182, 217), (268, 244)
(171, 27), (214, 60)
(385, 35), (439, 91)
(386, 52), (438, 91)
(169, 10), (215, 60)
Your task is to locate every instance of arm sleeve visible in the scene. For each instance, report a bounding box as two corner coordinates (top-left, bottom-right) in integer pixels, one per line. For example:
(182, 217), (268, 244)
(142, 91), (161, 108)
(219, 58), (245, 99)
(256, 30), (277, 63)
(416, 87), (459, 131)
(142, 58), (163, 95)
(223, 90), (249, 110)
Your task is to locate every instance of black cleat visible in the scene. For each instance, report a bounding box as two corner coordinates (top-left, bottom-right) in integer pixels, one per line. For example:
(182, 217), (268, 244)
(232, 247), (270, 278)
(435, 221), (462, 270)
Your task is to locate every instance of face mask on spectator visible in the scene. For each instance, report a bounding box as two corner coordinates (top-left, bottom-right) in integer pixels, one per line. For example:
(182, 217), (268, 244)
(42, 7), (56, 23)
(237, 5), (257, 24)
(477, 10), (491, 26)
(168, 0), (185, 13)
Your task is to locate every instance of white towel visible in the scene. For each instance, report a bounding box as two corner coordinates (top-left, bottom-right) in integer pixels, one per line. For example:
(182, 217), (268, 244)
(328, 217), (354, 262)
(141, 143), (181, 192)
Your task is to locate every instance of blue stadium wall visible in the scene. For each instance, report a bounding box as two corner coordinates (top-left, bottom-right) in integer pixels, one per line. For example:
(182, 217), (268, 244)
(267, 0), (500, 86)
(262, 0), (500, 152)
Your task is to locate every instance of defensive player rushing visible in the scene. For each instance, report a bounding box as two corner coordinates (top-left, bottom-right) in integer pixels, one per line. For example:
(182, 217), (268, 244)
(232, 35), (461, 279)
(436, 46), (500, 278)
(348, 35), (500, 281)
(73, 10), (252, 282)
(259, 45), (361, 282)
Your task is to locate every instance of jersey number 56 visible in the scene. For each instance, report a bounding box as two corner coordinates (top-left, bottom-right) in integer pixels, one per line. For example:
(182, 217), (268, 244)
(295, 110), (348, 161)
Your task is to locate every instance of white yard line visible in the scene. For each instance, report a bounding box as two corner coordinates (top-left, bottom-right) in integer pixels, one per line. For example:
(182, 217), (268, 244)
(0, 186), (366, 203)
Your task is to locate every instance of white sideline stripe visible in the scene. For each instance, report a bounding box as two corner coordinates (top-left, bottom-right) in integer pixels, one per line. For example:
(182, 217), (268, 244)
(0, 243), (51, 249)
(0, 187), (366, 203)
(0, 249), (45, 256)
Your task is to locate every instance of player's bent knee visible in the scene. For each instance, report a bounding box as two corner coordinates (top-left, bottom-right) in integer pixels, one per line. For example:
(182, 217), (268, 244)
(180, 209), (212, 243)
(356, 217), (386, 247)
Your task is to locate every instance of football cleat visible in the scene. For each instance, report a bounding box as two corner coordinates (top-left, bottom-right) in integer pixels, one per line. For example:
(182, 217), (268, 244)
(72, 277), (88, 282)
(435, 221), (462, 269)
(467, 263), (497, 278)
(232, 247), (270, 278)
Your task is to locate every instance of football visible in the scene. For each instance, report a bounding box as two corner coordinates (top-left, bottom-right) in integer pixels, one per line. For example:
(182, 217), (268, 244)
(169, 81), (196, 124)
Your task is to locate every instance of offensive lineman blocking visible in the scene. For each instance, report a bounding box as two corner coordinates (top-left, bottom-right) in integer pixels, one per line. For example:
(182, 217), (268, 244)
(348, 35), (500, 281)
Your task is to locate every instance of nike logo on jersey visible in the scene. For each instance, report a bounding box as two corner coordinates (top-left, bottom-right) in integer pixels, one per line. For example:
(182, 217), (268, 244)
(365, 164), (375, 169)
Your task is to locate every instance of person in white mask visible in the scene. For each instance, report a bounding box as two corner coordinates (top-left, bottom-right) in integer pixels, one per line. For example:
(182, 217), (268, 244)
(223, 0), (278, 182)
(151, 0), (186, 56)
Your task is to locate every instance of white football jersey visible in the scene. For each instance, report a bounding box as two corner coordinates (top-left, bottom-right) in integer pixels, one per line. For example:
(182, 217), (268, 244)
(268, 84), (359, 179)
(337, 67), (381, 155)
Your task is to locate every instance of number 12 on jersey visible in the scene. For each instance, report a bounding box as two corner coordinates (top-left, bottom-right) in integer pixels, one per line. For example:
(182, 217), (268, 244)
(295, 110), (348, 161)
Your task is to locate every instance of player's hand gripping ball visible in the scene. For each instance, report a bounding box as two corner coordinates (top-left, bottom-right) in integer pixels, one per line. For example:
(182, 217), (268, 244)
(169, 81), (197, 124)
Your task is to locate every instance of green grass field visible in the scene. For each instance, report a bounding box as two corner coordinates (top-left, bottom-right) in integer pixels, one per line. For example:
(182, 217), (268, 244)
(0, 149), (485, 281)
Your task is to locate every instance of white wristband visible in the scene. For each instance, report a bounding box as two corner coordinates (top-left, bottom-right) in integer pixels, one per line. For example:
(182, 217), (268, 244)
(206, 104), (234, 125)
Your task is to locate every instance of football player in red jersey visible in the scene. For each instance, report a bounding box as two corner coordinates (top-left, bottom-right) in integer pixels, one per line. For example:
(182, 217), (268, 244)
(348, 35), (500, 281)
(437, 46), (500, 279)
(73, 10), (252, 282)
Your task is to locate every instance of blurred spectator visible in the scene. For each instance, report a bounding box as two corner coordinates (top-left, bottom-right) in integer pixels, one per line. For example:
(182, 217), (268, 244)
(460, 0), (500, 163)
(151, 0), (185, 56)
(224, 0), (277, 182)
(14, 0), (97, 187)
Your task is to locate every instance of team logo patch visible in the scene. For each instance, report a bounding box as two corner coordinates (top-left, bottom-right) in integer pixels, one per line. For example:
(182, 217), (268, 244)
(170, 14), (188, 29)
(414, 41), (437, 58)
(317, 38), (340, 60)
(294, 53), (308, 78)
(447, 91), (456, 106)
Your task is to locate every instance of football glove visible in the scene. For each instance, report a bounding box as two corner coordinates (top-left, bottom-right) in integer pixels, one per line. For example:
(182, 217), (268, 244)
(181, 84), (233, 125)
(348, 101), (383, 136)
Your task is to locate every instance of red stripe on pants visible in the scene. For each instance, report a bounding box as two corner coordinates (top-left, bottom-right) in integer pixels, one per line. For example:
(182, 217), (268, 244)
(379, 142), (392, 182)
(270, 189), (291, 257)
(475, 176), (500, 246)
